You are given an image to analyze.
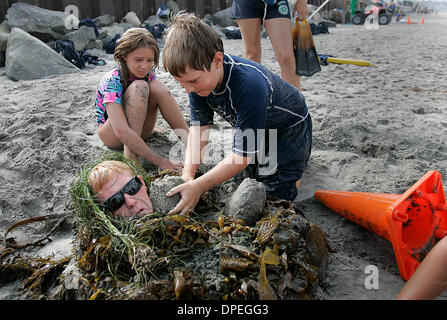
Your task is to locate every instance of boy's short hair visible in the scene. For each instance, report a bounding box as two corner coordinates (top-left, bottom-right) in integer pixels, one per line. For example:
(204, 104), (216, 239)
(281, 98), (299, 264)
(88, 160), (134, 196)
(163, 11), (224, 77)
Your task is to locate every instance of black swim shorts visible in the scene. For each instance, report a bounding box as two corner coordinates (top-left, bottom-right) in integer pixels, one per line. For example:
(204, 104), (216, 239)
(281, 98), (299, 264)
(258, 114), (312, 201)
(235, 114), (313, 202)
(231, 0), (292, 20)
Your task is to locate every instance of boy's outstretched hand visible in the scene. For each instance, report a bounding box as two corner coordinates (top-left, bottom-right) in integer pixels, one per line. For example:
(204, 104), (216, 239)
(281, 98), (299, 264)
(166, 152), (252, 216)
(166, 180), (203, 216)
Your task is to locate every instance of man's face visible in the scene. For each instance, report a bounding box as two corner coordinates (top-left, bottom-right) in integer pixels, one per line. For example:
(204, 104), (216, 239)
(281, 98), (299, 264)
(173, 52), (224, 97)
(96, 173), (153, 219)
(124, 47), (155, 79)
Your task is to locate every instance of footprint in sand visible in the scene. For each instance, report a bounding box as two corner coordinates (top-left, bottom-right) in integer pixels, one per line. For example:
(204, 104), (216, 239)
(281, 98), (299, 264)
(36, 127), (54, 141)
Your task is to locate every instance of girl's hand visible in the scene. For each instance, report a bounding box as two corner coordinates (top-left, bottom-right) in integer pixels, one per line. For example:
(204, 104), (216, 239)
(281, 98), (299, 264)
(158, 158), (183, 170)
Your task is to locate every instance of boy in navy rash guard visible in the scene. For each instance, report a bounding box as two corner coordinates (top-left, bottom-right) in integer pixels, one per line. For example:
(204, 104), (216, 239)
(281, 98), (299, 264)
(162, 12), (312, 216)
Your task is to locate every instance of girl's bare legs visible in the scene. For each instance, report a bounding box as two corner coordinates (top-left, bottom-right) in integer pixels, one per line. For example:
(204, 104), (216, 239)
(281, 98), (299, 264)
(144, 79), (189, 145)
(236, 18), (263, 63)
(97, 80), (152, 163)
(121, 80), (151, 162)
(264, 18), (301, 90)
(98, 80), (188, 166)
(97, 80), (185, 169)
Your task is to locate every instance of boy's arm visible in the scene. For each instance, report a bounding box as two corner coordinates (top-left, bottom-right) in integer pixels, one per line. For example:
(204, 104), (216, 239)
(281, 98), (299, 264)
(182, 125), (210, 181)
(195, 152), (251, 192)
(167, 152), (251, 216)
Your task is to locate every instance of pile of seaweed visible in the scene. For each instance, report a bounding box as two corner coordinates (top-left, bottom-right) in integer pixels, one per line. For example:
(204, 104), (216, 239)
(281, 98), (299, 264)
(1, 153), (331, 300)
(0, 215), (71, 299)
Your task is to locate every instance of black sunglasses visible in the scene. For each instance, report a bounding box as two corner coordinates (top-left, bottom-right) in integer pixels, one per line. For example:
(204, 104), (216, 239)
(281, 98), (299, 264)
(102, 176), (142, 212)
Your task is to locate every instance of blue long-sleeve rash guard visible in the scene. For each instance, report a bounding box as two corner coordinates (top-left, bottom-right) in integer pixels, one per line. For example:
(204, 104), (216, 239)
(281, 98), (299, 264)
(189, 53), (308, 159)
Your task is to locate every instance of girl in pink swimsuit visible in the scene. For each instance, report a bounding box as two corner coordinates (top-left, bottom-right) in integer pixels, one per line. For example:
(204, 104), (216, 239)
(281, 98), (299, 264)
(94, 28), (189, 170)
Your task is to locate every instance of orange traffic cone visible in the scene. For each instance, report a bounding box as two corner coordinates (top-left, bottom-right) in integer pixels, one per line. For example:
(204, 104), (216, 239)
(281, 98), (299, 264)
(314, 171), (447, 281)
(406, 16), (411, 24)
(421, 16), (425, 24)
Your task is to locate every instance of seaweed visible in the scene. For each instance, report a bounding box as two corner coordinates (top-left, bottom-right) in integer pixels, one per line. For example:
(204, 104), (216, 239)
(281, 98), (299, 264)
(0, 247), (70, 299)
(1, 152), (331, 300)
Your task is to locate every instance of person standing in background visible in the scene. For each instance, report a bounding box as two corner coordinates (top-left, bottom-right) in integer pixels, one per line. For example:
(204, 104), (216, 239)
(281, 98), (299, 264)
(231, 0), (308, 90)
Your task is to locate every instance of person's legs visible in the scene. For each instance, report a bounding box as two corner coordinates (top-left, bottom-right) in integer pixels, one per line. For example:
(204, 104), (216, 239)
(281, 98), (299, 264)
(264, 18), (301, 90)
(396, 236), (447, 300)
(97, 120), (122, 150)
(144, 79), (189, 145)
(257, 116), (312, 201)
(236, 18), (263, 63)
(97, 80), (152, 162)
(231, 0), (265, 63)
(121, 80), (152, 162)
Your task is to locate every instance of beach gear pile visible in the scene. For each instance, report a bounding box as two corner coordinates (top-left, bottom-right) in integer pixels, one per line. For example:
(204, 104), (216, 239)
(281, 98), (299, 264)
(55, 39), (105, 69)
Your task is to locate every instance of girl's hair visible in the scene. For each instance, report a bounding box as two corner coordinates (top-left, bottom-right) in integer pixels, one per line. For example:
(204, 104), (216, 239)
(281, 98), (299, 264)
(114, 27), (160, 90)
(163, 11), (224, 77)
(88, 160), (134, 196)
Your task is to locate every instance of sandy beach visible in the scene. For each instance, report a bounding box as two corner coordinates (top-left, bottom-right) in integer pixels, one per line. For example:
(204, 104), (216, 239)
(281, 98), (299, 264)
(1, 11), (447, 300)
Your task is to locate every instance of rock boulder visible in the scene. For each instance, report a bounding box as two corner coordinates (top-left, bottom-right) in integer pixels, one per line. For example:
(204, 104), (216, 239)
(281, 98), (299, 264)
(99, 23), (125, 42)
(121, 12), (142, 27)
(0, 20), (10, 34)
(0, 33), (8, 52)
(93, 15), (115, 27)
(6, 28), (79, 81)
(143, 15), (167, 26)
(223, 178), (266, 226)
(64, 25), (97, 51)
(6, 2), (71, 41)
(150, 175), (184, 214)
(210, 7), (237, 28)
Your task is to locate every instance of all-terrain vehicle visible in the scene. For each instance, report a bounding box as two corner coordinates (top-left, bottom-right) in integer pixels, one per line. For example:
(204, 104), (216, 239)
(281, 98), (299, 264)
(352, 3), (393, 25)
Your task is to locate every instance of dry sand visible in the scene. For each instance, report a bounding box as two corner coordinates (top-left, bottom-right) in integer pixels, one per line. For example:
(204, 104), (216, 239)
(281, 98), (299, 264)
(1, 12), (447, 300)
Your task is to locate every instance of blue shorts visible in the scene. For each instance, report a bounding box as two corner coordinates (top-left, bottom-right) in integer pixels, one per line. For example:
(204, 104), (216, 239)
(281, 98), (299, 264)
(231, 0), (292, 20)
(236, 114), (312, 201)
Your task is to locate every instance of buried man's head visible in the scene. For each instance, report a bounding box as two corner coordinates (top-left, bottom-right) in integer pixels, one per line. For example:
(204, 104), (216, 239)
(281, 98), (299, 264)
(88, 160), (153, 218)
